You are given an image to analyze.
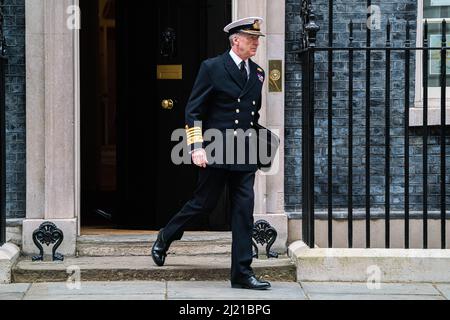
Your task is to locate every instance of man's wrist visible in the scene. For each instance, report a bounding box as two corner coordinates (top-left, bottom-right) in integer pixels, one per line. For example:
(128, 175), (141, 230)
(189, 148), (204, 155)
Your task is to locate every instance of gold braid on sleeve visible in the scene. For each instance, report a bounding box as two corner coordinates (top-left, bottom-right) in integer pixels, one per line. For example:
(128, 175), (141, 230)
(185, 126), (204, 146)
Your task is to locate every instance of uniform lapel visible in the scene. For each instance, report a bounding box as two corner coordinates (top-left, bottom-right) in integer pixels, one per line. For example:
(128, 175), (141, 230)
(223, 51), (246, 90)
(240, 59), (259, 97)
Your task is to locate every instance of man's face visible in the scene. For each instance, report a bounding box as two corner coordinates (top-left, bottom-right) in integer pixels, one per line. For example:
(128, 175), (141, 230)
(235, 33), (260, 59)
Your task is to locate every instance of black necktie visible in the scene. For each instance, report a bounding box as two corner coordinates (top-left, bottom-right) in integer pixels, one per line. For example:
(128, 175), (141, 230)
(240, 61), (247, 83)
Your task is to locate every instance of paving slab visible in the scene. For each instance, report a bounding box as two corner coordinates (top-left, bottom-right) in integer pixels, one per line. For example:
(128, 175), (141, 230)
(307, 294), (445, 300)
(167, 281), (306, 300)
(25, 281), (166, 297)
(0, 293), (25, 300)
(3, 281), (448, 300)
(434, 284), (450, 299)
(23, 294), (166, 300)
(0, 283), (30, 294)
(300, 282), (441, 296)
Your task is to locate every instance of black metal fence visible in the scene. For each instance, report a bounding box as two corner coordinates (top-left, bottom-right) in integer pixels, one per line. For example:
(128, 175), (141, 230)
(0, 54), (6, 247)
(0, 2), (6, 247)
(300, 1), (449, 249)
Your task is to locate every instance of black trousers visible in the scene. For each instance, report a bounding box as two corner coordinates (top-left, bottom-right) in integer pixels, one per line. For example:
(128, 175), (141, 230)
(161, 167), (256, 281)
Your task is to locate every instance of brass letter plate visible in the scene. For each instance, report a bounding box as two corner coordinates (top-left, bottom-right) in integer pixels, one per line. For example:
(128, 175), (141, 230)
(268, 60), (282, 93)
(157, 65), (183, 80)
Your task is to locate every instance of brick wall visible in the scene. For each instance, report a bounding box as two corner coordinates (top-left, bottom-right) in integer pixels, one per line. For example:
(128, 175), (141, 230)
(285, 0), (450, 215)
(2, 0), (25, 219)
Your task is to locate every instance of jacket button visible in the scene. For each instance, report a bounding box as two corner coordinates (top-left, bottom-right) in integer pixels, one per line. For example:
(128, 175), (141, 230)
(235, 120), (239, 124)
(251, 112), (255, 116)
(250, 122), (254, 126)
(234, 130), (237, 136)
(236, 109), (240, 113)
(237, 98), (241, 103)
(249, 132), (253, 137)
(253, 101), (256, 105)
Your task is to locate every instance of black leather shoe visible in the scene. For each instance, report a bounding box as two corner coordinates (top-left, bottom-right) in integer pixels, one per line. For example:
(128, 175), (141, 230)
(231, 275), (271, 290)
(151, 229), (170, 267)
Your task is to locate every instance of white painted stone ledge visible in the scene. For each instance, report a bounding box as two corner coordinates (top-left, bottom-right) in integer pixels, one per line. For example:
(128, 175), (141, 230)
(254, 214), (287, 253)
(289, 241), (450, 283)
(0, 243), (21, 284)
(22, 219), (77, 256)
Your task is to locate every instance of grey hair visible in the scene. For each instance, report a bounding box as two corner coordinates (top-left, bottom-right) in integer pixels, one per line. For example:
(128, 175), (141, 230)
(229, 33), (240, 47)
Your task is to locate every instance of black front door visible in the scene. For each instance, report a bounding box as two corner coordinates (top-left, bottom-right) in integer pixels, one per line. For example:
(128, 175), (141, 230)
(113, 0), (232, 230)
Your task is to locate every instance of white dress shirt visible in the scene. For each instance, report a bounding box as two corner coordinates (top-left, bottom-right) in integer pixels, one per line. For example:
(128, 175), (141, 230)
(229, 49), (249, 79)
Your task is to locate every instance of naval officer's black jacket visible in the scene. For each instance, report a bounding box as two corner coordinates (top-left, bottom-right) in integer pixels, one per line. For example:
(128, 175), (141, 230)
(185, 50), (265, 172)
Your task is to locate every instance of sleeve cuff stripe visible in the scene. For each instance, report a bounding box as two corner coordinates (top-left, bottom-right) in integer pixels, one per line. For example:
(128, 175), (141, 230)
(187, 137), (204, 145)
(186, 133), (202, 138)
(186, 127), (202, 131)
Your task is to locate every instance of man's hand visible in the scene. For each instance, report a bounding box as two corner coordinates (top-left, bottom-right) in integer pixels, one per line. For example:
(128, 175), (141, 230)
(192, 148), (209, 168)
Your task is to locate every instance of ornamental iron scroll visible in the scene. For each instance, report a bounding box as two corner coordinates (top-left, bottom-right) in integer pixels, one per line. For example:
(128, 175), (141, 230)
(300, 0), (320, 49)
(32, 222), (64, 262)
(252, 220), (278, 259)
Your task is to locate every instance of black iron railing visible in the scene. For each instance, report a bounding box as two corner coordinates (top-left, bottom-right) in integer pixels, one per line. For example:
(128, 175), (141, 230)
(0, 1), (6, 247)
(300, 0), (448, 249)
(300, 0), (320, 249)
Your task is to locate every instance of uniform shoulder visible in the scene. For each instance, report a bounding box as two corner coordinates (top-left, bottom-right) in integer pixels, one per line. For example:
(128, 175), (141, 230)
(203, 54), (224, 68)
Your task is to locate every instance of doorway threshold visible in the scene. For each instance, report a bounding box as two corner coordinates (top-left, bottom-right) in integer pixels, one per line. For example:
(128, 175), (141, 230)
(81, 226), (157, 236)
(77, 229), (233, 257)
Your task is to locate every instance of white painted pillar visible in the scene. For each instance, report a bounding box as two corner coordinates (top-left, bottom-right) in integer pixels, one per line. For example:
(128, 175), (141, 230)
(233, 0), (287, 252)
(23, 0), (78, 256)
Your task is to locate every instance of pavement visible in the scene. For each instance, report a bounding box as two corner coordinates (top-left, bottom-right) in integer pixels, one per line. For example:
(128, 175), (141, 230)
(1, 281), (450, 300)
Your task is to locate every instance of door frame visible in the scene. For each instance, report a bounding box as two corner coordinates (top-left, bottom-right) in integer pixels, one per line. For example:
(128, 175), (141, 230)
(24, 0), (290, 255)
(73, 0), (270, 235)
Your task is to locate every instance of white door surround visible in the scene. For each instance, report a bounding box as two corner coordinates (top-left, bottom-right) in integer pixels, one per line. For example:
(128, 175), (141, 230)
(23, 0), (288, 255)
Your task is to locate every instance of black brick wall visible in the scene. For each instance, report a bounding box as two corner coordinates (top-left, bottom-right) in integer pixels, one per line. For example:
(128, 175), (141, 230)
(3, 0), (25, 219)
(285, 0), (450, 215)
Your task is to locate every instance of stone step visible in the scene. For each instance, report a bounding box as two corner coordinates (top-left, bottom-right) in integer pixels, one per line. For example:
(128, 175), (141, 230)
(76, 232), (234, 257)
(289, 241), (450, 283)
(12, 255), (296, 283)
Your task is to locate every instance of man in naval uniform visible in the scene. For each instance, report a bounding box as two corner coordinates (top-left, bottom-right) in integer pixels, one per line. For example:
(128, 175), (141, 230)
(151, 17), (270, 290)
